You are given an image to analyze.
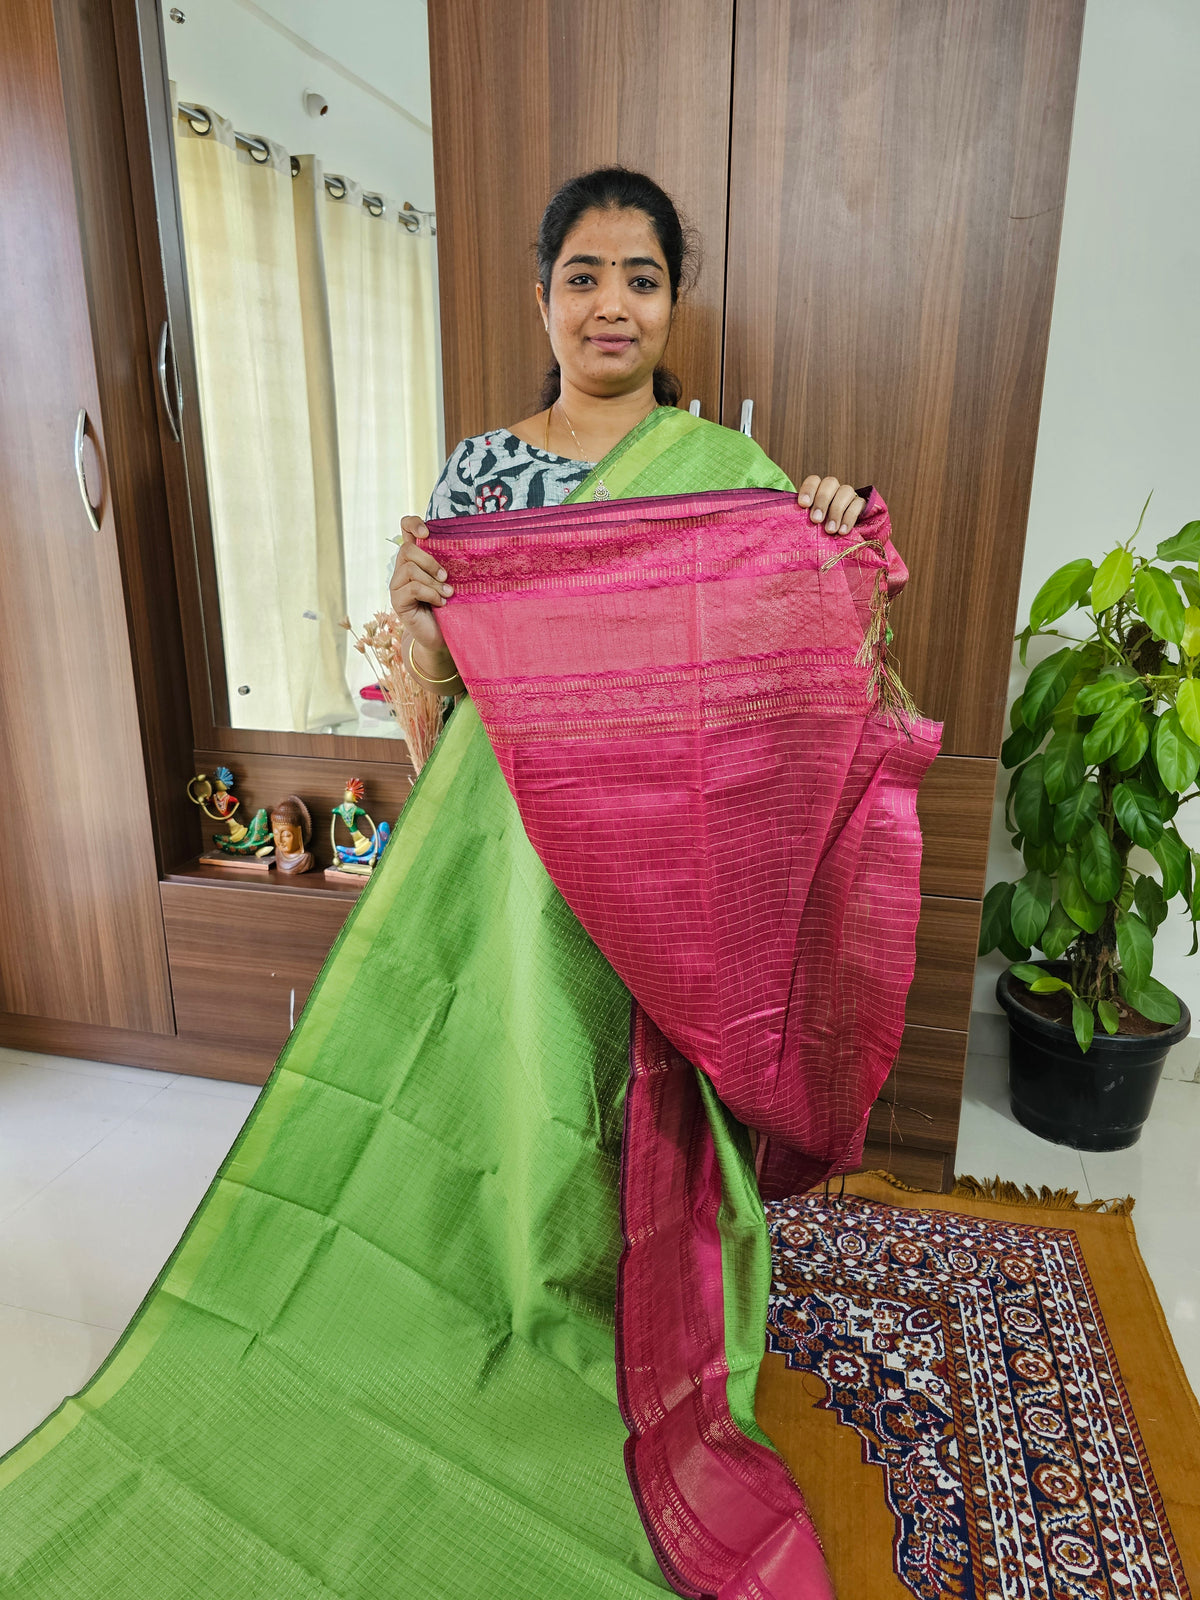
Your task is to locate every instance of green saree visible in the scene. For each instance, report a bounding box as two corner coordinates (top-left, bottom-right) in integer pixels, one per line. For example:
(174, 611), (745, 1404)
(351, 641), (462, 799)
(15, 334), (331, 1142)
(0, 410), (822, 1596)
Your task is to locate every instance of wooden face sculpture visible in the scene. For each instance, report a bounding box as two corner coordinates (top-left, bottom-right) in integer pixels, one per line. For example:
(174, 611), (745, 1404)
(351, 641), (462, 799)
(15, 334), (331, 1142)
(268, 795), (314, 875)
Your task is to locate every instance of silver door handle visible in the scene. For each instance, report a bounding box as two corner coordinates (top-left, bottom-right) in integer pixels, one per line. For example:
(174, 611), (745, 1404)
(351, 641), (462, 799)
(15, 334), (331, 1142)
(157, 319), (181, 442)
(688, 398), (701, 417)
(739, 398), (754, 437)
(74, 408), (102, 532)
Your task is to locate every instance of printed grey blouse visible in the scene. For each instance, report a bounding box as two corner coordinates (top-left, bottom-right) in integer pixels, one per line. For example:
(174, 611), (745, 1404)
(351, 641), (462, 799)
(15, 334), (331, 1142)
(425, 429), (593, 520)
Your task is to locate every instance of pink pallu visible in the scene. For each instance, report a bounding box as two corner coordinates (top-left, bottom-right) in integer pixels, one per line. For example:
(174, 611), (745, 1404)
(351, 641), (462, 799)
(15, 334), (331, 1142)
(426, 487), (941, 1598)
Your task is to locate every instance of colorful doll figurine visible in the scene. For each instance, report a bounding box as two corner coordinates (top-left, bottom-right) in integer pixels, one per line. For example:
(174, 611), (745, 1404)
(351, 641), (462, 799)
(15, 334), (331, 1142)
(188, 765), (274, 864)
(327, 778), (390, 881)
(269, 795), (314, 876)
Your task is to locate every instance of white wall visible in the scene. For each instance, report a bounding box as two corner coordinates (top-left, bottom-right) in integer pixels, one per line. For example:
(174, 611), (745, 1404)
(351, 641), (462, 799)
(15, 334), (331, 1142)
(973, 0), (1200, 1046)
(161, 0), (434, 207)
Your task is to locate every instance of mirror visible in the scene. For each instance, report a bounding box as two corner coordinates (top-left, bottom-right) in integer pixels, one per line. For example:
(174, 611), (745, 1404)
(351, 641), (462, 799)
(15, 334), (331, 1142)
(157, 0), (442, 737)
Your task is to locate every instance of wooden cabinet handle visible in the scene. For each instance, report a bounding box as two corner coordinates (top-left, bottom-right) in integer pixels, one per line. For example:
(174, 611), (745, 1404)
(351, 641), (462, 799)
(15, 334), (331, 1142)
(739, 398), (754, 437)
(156, 319), (182, 442)
(73, 408), (102, 532)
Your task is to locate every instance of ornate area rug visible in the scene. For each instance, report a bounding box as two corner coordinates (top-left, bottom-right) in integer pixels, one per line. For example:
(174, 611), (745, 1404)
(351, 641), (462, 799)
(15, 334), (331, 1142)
(756, 1173), (1199, 1600)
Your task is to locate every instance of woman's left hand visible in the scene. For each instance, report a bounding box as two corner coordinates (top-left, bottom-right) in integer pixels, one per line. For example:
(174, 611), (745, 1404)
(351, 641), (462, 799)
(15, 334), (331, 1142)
(797, 476), (865, 536)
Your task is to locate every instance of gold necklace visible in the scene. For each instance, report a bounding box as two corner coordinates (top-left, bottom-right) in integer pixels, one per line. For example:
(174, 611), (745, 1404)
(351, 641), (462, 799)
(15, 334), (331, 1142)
(551, 398), (658, 501)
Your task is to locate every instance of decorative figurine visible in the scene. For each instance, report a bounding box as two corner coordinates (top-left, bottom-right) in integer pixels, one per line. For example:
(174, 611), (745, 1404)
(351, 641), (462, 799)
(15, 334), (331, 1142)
(325, 778), (390, 888)
(188, 765), (274, 871)
(269, 795), (315, 876)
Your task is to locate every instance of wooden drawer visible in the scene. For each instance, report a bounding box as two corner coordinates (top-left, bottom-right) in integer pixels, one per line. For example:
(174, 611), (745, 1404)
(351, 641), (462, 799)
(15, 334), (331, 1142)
(904, 896), (981, 1034)
(161, 881), (353, 1071)
(916, 755), (995, 899)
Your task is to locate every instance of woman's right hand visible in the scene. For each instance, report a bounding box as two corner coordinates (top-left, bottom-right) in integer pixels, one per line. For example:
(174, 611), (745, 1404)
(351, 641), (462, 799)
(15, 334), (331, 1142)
(390, 515), (458, 677)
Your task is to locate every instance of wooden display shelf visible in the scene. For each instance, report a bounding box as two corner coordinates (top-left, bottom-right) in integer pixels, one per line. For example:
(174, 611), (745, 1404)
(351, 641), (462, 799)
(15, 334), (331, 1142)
(164, 857), (367, 900)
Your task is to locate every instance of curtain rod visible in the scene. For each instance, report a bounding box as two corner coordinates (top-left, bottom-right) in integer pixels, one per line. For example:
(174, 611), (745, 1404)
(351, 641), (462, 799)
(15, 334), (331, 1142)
(176, 102), (435, 234)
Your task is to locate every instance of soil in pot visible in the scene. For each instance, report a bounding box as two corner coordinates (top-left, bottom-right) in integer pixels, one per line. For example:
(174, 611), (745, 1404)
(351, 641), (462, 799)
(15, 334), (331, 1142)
(996, 964), (1191, 1152)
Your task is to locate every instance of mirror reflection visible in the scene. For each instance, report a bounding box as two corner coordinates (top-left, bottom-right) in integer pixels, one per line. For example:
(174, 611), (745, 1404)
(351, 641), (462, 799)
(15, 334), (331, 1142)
(162, 0), (441, 736)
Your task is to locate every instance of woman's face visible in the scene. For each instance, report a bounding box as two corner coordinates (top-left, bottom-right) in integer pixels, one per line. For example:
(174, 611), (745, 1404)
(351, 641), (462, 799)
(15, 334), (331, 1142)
(537, 207), (674, 398)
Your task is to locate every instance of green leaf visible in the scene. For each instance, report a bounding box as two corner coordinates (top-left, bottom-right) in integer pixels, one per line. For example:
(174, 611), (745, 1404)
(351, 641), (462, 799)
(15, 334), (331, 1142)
(1150, 828), (1189, 899)
(1112, 716), (1150, 773)
(1013, 756), (1054, 847)
(1074, 676), (1132, 716)
(1079, 822), (1122, 903)
(1117, 868), (1135, 911)
(1176, 679), (1200, 746)
(1058, 852), (1106, 933)
(1023, 837), (1064, 874)
(1011, 870), (1052, 947)
(1098, 999), (1120, 1035)
(978, 881), (1015, 957)
(1009, 962), (1047, 987)
(1172, 567), (1200, 609)
(1155, 519), (1200, 562)
(1001, 723), (1042, 768)
(1017, 626), (1034, 667)
(1134, 566), (1185, 644)
(1119, 974), (1181, 1026)
(1071, 994), (1095, 1053)
(1091, 548), (1134, 612)
(1053, 780), (1101, 844)
(1133, 874), (1168, 933)
(1112, 779), (1164, 847)
(1039, 900), (1082, 960)
(1116, 911), (1153, 989)
(1031, 974), (1072, 994)
(1022, 648), (1078, 731)
(1028, 559), (1096, 632)
(1042, 729), (1085, 804)
(1082, 699), (1139, 764)
(1152, 708), (1200, 791)
(1183, 606), (1200, 658)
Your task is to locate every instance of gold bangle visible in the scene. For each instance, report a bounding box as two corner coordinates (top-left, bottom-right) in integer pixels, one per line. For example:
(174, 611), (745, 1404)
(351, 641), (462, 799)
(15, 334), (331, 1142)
(406, 632), (460, 686)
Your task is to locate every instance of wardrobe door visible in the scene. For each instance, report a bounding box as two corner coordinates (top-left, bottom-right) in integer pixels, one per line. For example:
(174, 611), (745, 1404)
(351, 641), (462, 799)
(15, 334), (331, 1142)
(723, 0), (1084, 759)
(723, 0), (1085, 1185)
(428, 0), (734, 446)
(0, 0), (174, 1033)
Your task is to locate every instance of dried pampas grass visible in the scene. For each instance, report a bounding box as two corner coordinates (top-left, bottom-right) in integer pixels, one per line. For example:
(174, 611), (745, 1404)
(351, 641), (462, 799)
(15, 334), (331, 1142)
(342, 612), (445, 773)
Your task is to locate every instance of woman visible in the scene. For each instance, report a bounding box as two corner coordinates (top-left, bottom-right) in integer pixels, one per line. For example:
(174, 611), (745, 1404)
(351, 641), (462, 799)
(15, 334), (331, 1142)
(390, 167), (867, 693)
(0, 171), (935, 1600)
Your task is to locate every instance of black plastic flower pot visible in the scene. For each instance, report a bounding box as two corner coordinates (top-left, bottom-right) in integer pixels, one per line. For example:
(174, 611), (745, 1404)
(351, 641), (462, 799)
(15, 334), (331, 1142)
(995, 964), (1191, 1151)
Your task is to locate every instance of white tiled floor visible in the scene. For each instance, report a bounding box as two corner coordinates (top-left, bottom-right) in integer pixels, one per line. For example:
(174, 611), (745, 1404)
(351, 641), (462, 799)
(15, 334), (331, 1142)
(0, 1041), (1196, 1458)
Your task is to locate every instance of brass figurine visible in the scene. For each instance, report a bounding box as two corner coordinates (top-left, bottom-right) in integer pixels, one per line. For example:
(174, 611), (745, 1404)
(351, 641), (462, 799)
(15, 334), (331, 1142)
(325, 778), (390, 887)
(188, 765), (274, 869)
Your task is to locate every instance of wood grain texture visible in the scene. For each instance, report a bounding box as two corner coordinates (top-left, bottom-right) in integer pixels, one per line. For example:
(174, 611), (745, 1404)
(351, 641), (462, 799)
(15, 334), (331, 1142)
(428, 0), (734, 445)
(723, 0), (1085, 755)
(856, 1140), (952, 1193)
(0, 0), (173, 1033)
(916, 754), (996, 898)
(905, 896), (983, 1035)
(867, 1023), (968, 1153)
(56, 0), (195, 875)
(0, 1009), (274, 1083)
(161, 881), (352, 1065)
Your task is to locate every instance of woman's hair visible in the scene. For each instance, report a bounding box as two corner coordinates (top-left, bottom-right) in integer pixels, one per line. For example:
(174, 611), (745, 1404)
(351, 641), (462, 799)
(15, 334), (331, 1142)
(536, 167), (697, 410)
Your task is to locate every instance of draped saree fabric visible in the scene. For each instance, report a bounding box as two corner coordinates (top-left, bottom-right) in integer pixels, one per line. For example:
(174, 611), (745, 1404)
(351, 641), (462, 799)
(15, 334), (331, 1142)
(0, 409), (937, 1599)
(426, 407), (943, 1595)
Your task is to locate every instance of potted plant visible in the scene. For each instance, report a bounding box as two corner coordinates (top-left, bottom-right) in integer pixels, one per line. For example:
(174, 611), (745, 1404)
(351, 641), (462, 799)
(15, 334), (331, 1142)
(980, 497), (1197, 1149)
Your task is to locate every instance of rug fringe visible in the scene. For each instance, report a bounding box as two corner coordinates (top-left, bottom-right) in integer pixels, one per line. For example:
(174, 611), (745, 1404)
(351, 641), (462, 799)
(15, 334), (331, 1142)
(952, 1174), (1137, 1216)
(857, 1169), (1136, 1215)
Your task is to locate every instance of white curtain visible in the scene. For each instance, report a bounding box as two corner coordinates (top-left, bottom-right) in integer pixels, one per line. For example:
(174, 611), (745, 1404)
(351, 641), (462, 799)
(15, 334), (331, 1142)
(173, 103), (439, 732)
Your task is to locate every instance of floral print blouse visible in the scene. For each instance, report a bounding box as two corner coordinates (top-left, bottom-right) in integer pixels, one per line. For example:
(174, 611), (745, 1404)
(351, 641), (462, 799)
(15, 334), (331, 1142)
(425, 429), (593, 520)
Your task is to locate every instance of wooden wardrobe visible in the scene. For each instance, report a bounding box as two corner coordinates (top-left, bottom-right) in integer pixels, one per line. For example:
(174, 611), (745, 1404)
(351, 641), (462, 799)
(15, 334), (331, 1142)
(0, 0), (1084, 1190)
